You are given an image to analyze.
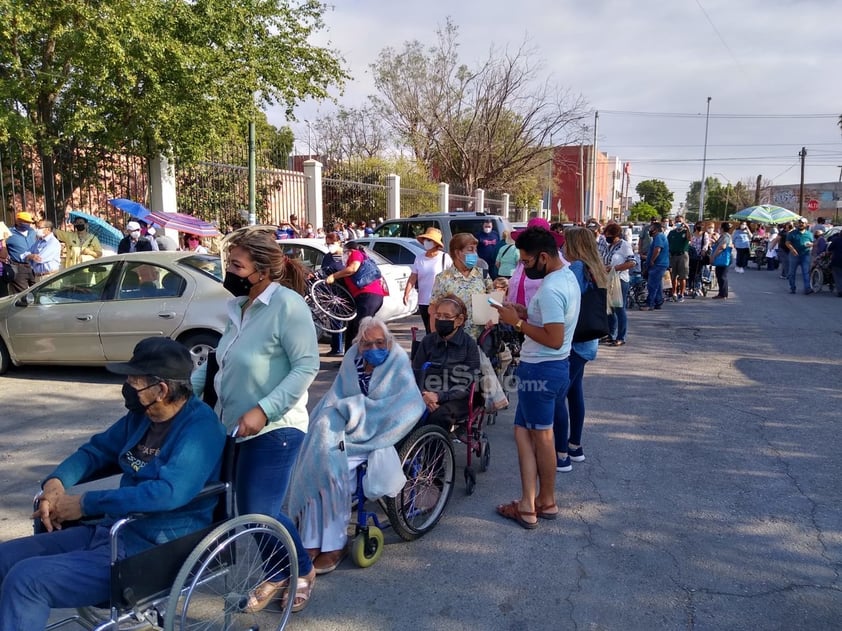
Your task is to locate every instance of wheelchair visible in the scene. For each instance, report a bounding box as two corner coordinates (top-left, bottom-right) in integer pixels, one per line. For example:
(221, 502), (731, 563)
(810, 252), (835, 293)
(349, 421), (457, 568)
(39, 437), (300, 631)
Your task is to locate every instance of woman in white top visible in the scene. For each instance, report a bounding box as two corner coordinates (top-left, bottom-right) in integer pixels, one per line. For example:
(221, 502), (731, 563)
(602, 223), (636, 345)
(403, 227), (451, 334)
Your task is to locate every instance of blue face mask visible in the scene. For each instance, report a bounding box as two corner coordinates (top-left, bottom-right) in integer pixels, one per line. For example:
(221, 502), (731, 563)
(362, 348), (389, 367)
(464, 253), (478, 269)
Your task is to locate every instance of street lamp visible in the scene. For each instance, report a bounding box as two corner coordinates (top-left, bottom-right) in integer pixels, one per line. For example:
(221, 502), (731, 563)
(303, 119), (312, 158)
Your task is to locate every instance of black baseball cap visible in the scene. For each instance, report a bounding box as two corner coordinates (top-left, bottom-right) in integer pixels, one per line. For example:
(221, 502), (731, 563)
(107, 337), (193, 380)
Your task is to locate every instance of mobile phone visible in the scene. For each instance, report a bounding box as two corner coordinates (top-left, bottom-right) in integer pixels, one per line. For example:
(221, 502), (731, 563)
(487, 297), (504, 308)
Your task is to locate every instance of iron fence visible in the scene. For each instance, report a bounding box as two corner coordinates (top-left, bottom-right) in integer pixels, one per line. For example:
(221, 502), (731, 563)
(400, 187), (438, 216)
(322, 177), (387, 228)
(0, 140), (147, 230)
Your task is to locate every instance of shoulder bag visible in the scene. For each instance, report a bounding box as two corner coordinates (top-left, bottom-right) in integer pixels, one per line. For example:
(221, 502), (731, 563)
(351, 253), (382, 288)
(572, 268), (610, 343)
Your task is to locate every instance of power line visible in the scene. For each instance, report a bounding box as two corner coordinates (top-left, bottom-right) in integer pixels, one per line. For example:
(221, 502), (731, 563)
(601, 142), (842, 149)
(694, 0), (750, 80)
(599, 109), (837, 119)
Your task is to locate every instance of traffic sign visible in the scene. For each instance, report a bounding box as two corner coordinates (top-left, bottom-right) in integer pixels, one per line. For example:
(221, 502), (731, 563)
(807, 199), (819, 211)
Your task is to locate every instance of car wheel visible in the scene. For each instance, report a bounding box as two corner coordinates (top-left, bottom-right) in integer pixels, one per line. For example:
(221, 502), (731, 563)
(179, 332), (221, 369)
(0, 337), (10, 375)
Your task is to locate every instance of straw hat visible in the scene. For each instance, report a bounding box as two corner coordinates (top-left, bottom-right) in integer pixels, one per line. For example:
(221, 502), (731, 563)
(417, 227), (444, 248)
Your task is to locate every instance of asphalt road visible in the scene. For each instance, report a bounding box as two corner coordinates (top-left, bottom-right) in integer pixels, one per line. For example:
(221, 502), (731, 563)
(1, 267), (841, 630)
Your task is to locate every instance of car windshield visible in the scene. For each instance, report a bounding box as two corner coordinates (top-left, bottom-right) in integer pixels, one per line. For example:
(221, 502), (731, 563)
(180, 254), (222, 281)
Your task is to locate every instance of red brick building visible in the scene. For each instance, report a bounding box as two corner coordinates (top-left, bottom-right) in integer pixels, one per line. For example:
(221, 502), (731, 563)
(548, 145), (624, 224)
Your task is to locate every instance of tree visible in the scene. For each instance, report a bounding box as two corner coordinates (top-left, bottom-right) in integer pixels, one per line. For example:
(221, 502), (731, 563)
(369, 19), (587, 194)
(0, 0), (347, 220)
(628, 201), (659, 222)
(685, 177), (757, 222)
(314, 105), (390, 163)
(635, 179), (674, 217)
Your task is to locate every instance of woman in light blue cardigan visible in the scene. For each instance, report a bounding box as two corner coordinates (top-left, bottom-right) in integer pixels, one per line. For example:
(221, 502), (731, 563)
(193, 227), (320, 613)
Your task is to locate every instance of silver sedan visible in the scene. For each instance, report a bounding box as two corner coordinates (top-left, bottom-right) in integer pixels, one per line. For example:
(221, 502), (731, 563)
(0, 252), (228, 374)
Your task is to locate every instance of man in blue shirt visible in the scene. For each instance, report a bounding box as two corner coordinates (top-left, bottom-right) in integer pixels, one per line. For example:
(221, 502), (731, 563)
(475, 220), (501, 279)
(24, 220), (62, 280)
(642, 222), (669, 310)
(4, 211), (37, 292)
(0, 337), (225, 631)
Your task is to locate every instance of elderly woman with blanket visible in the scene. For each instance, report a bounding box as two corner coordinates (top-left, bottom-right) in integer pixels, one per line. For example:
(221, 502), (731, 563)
(287, 317), (425, 575)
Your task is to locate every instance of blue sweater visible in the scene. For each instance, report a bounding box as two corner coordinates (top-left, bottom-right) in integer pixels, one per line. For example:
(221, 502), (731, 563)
(46, 396), (225, 555)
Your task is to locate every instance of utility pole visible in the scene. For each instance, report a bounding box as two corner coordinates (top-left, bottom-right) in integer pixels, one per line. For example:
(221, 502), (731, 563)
(837, 165), (842, 182)
(698, 97), (712, 222)
(798, 147), (807, 215)
(754, 174), (762, 205)
(248, 121), (256, 226)
(578, 134), (585, 223)
(590, 111), (599, 220)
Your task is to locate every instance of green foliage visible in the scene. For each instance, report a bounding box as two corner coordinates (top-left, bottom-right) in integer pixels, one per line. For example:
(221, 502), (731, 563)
(628, 201), (659, 222)
(0, 0), (347, 215)
(635, 179), (674, 217)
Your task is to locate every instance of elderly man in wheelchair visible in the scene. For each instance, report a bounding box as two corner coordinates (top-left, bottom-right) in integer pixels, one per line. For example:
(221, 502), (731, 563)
(0, 337), (226, 631)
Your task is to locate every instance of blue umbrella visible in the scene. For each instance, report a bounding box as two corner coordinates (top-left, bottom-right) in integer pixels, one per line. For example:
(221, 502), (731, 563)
(108, 198), (151, 222)
(69, 211), (124, 250)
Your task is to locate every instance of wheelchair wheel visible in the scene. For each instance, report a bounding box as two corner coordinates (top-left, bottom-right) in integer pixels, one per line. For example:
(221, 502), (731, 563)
(165, 514), (297, 631)
(350, 526), (385, 568)
(383, 425), (455, 541)
(810, 267), (823, 292)
(464, 466), (476, 495)
(307, 295), (348, 334)
(310, 279), (356, 321)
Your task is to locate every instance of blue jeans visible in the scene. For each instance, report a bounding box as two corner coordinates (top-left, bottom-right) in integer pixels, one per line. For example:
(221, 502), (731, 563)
(608, 280), (629, 341)
(646, 264), (668, 307)
(553, 351), (588, 452)
(236, 427), (312, 578)
(0, 525), (115, 631)
(788, 252), (811, 292)
(514, 360), (570, 430)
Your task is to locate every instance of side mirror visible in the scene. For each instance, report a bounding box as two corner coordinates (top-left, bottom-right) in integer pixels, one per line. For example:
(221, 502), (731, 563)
(16, 293), (34, 307)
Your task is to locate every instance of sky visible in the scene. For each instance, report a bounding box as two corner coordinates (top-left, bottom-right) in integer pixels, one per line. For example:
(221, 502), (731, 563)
(265, 0), (842, 208)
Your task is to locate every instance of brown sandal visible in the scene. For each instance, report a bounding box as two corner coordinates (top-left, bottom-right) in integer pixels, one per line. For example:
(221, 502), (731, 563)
(245, 578), (288, 613)
(535, 503), (559, 520)
(281, 570), (316, 613)
(496, 501), (538, 529)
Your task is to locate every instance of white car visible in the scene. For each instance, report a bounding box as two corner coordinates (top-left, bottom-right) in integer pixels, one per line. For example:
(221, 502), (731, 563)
(276, 238), (418, 321)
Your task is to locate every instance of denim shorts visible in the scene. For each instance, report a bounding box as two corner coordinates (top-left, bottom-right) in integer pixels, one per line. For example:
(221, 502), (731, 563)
(514, 359), (570, 430)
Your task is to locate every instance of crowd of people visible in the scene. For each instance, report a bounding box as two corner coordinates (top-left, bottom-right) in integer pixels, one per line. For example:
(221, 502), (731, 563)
(0, 210), (223, 297)
(2, 209), (839, 627)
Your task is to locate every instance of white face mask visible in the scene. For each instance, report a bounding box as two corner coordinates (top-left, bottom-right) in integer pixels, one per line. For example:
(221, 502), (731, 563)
(36, 229), (46, 239)
(327, 243), (341, 254)
(423, 240), (436, 251)
(483, 227), (492, 234)
(130, 230), (141, 239)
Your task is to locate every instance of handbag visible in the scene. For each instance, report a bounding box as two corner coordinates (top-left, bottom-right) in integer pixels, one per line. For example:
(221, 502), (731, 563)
(1, 260), (14, 283)
(351, 254), (382, 288)
(607, 268), (623, 309)
(363, 446), (406, 499)
(572, 270), (610, 343)
(713, 239), (731, 267)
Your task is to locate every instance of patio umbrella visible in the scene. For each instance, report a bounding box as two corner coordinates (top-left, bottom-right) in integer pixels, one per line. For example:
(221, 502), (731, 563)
(108, 198), (151, 222)
(145, 210), (220, 237)
(68, 211), (124, 250)
(731, 205), (800, 224)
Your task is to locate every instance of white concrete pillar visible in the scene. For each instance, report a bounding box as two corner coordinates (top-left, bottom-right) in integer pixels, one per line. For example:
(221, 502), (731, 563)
(303, 159), (323, 231)
(475, 188), (485, 214)
(386, 173), (400, 219)
(438, 183), (450, 213)
(149, 155), (177, 213)
(502, 193), (510, 219)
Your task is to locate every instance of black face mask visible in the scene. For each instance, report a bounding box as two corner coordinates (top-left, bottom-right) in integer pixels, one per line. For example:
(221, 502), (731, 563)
(524, 259), (547, 280)
(223, 271), (254, 297)
(74, 223), (86, 231)
(605, 235), (616, 244)
(649, 229), (657, 237)
(435, 320), (456, 338)
(122, 381), (159, 413)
